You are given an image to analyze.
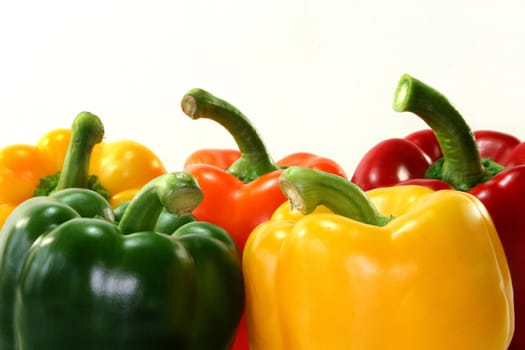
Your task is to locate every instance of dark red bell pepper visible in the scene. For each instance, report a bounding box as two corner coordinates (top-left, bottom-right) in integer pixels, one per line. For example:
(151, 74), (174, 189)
(180, 88), (347, 350)
(351, 73), (523, 349)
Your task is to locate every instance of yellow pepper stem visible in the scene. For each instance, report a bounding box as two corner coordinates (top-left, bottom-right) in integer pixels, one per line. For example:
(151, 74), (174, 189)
(279, 166), (391, 226)
(54, 112), (105, 192)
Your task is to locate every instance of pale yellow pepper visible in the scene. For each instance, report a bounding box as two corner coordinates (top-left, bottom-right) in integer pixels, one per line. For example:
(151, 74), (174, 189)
(0, 115), (166, 226)
(243, 166), (514, 350)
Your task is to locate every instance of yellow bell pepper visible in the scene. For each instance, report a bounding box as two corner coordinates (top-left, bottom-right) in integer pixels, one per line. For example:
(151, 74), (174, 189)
(243, 166), (514, 350)
(0, 114), (166, 226)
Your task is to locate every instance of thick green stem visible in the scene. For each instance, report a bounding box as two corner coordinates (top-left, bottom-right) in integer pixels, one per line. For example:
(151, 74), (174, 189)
(54, 112), (105, 191)
(181, 88), (279, 182)
(392, 73), (503, 191)
(118, 172), (204, 235)
(280, 167), (391, 226)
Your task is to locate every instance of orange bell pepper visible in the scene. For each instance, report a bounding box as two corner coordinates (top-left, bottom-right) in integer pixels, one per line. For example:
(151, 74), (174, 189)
(0, 111), (166, 226)
(243, 166), (514, 350)
(180, 88), (347, 252)
(180, 89), (347, 350)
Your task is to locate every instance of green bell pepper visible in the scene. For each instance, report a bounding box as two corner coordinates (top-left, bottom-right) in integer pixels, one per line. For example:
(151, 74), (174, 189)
(0, 117), (244, 349)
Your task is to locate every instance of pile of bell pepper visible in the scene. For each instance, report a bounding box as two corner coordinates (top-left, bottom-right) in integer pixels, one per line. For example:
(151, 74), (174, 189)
(0, 74), (520, 349)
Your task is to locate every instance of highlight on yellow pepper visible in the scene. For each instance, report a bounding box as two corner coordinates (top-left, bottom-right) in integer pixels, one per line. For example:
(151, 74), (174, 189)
(243, 166), (514, 350)
(0, 112), (166, 226)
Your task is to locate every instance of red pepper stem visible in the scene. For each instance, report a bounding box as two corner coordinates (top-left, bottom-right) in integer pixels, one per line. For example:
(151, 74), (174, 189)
(279, 166), (391, 226)
(54, 112), (104, 192)
(392, 74), (488, 191)
(118, 172), (204, 235)
(181, 88), (279, 182)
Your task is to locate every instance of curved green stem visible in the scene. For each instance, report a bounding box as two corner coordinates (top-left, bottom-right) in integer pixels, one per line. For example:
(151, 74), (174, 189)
(118, 172), (204, 235)
(279, 167), (391, 226)
(393, 73), (503, 191)
(54, 111), (105, 191)
(181, 88), (279, 182)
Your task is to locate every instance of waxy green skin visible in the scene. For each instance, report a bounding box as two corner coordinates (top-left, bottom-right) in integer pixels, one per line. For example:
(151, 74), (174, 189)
(0, 172), (244, 350)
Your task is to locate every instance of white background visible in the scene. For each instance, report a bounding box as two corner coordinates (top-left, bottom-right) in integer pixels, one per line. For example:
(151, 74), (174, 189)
(1, 0), (524, 175)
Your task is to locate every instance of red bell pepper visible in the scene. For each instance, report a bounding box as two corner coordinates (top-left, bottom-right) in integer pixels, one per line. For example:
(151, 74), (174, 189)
(351, 73), (524, 350)
(180, 88), (347, 350)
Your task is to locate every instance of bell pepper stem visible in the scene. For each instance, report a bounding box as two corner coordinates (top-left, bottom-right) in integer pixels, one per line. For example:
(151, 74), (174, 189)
(54, 112), (105, 192)
(118, 172), (204, 235)
(392, 73), (504, 191)
(279, 166), (391, 226)
(181, 88), (279, 182)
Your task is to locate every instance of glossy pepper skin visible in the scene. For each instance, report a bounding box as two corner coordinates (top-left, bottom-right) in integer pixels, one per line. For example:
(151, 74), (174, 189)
(244, 166), (514, 350)
(0, 171), (244, 350)
(180, 89), (346, 350)
(0, 112), (166, 226)
(351, 73), (525, 349)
